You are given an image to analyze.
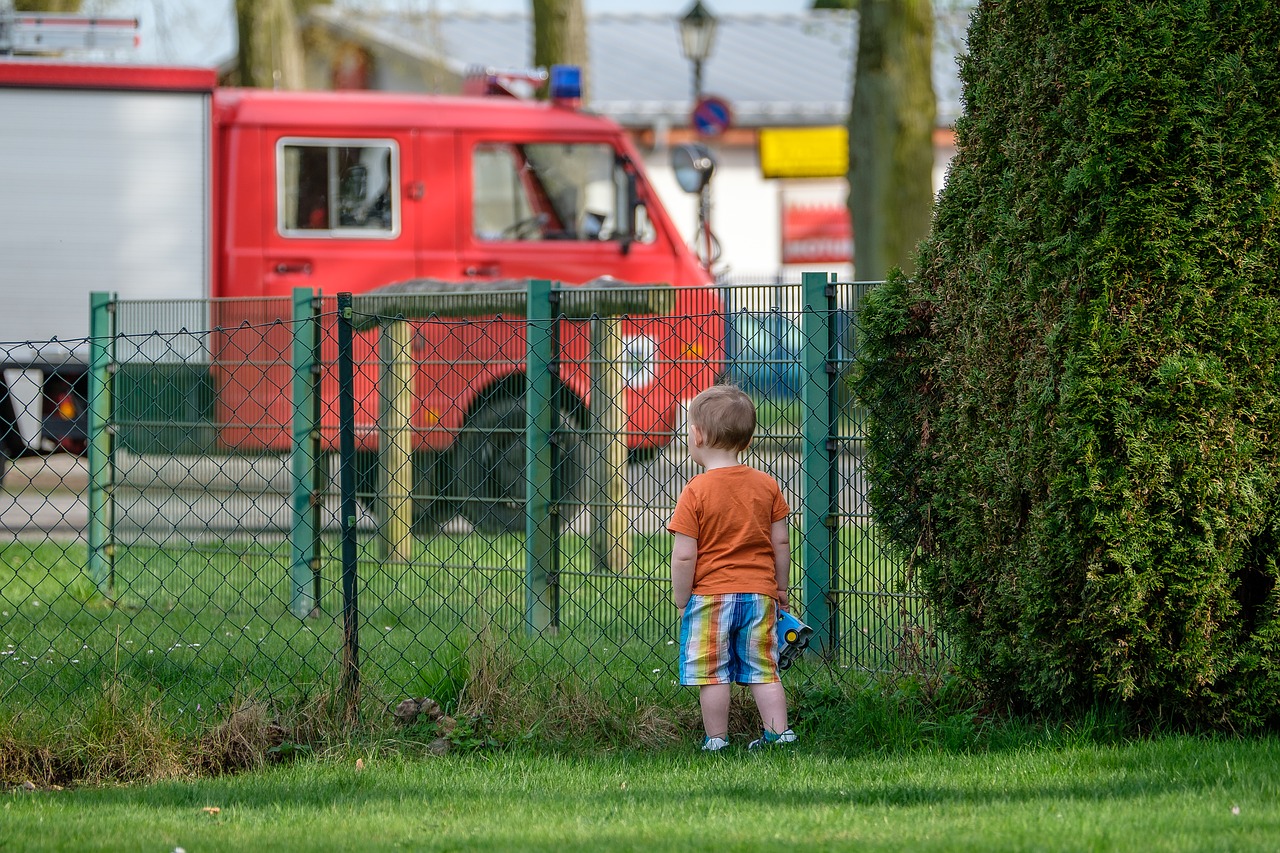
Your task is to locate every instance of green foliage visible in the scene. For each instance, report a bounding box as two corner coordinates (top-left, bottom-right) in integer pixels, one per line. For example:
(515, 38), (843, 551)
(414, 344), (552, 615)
(442, 713), (501, 753)
(859, 0), (1280, 728)
(264, 740), (313, 761)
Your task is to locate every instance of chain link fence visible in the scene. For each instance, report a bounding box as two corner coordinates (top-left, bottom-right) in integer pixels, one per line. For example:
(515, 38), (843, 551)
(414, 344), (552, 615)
(0, 275), (945, 727)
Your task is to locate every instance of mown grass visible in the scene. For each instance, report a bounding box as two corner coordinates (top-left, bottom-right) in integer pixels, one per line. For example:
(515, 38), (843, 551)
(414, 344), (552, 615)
(6, 735), (1280, 851)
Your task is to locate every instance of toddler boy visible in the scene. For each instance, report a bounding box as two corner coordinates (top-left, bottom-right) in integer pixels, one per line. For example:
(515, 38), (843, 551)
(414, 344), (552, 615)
(668, 384), (796, 751)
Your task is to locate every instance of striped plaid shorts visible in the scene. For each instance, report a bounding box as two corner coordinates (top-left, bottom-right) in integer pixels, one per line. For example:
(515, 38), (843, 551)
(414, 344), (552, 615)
(678, 593), (780, 686)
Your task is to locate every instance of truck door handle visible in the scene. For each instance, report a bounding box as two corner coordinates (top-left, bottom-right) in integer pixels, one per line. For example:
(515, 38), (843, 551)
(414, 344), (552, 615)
(275, 262), (312, 275)
(465, 263), (500, 277)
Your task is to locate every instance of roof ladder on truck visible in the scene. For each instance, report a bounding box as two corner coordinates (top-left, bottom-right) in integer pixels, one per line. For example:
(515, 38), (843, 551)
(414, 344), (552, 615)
(0, 1), (139, 56)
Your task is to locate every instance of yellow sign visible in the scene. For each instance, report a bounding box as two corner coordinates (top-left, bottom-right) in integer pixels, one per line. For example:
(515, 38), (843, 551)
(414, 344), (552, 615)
(758, 126), (848, 179)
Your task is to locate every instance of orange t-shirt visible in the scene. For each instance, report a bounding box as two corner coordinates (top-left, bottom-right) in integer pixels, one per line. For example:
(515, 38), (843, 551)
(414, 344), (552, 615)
(667, 465), (791, 597)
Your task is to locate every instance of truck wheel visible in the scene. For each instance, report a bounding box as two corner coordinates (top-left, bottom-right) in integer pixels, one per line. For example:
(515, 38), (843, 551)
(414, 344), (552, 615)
(0, 375), (23, 467)
(454, 389), (584, 535)
(352, 450), (380, 515)
(627, 446), (661, 465)
(351, 449), (456, 532)
(412, 451), (458, 532)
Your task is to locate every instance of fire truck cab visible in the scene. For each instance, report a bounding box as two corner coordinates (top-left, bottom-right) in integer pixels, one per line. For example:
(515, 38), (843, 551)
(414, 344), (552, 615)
(216, 80), (708, 298)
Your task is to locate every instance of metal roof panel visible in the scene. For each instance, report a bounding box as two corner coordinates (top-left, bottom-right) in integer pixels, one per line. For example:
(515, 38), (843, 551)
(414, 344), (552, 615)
(311, 7), (972, 126)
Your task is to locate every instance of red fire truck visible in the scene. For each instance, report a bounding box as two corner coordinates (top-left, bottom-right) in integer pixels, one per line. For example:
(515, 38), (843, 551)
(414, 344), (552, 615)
(0, 60), (722, 525)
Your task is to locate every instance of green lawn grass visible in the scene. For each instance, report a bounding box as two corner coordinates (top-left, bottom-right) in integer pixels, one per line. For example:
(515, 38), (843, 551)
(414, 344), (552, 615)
(8, 523), (1280, 851)
(2, 522), (947, 793)
(2, 524), (925, 731)
(6, 737), (1280, 851)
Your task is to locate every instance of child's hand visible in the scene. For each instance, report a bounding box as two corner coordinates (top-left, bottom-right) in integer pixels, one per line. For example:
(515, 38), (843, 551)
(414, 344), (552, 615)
(777, 588), (790, 610)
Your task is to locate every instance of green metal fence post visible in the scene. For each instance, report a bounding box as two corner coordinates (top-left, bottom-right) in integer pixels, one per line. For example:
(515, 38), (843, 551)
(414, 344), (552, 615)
(525, 278), (558, 634)
(800, 271), (839, 655)
(87, 291), (115, 596)
(337, 292), (361, 717)
(290, 288), (322, 619)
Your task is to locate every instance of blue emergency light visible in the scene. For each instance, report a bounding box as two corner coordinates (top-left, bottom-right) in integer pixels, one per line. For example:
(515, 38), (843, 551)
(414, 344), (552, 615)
(549, 64), (582, 105)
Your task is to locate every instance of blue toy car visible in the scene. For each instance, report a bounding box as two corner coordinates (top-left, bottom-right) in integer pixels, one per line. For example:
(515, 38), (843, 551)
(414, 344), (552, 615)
(777, 609), (814, 670)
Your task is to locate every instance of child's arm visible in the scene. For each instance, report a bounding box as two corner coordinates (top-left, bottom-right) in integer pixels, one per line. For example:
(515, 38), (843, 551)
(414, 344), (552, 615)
(771, 519), (790, 610)
(671, 532), (697, 611)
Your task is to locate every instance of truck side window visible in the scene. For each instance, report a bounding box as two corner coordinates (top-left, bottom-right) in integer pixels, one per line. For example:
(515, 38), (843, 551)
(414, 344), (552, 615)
(472, 142), (654, 245)
(279, 139), (399, 237)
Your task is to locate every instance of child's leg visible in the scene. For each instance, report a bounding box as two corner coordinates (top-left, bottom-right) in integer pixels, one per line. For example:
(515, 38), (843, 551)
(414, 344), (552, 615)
(749, 681), (789, 734)
(700, 683), (732, 739)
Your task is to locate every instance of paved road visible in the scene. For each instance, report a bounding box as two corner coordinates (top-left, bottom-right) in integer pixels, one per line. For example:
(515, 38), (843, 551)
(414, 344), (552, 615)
(0, 453), (355, 540)
(0, 455), (91, 540)
(1, 447), (870, 541)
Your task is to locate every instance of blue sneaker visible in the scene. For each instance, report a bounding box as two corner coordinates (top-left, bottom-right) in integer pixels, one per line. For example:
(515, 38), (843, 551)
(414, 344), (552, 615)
(747, 729), (797, 750)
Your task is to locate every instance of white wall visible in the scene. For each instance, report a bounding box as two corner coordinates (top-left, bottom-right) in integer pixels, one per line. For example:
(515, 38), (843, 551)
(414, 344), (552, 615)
(641, 136), (956, 283)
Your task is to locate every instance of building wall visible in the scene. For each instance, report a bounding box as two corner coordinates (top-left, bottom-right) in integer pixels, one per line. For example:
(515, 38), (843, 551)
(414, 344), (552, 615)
(638, 131), (956, 282)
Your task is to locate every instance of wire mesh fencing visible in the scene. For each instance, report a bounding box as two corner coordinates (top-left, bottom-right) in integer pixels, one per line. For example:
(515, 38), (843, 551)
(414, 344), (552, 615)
(0, 275), (946, 727)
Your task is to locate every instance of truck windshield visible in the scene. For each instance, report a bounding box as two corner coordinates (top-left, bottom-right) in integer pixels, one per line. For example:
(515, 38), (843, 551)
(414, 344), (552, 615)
(473, 142), (654, 244)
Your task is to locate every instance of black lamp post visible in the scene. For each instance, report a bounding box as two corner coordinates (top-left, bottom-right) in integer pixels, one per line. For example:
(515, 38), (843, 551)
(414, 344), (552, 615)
(678, 0), (718, 105)
(677, 1), (719, 269)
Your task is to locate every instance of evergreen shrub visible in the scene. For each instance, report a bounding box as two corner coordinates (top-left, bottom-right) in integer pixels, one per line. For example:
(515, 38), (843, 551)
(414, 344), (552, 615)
(859, 0), (1280, 728)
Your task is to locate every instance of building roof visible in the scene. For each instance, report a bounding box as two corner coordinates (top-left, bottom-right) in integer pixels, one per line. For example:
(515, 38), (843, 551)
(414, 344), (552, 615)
(309, 7), (972, 128)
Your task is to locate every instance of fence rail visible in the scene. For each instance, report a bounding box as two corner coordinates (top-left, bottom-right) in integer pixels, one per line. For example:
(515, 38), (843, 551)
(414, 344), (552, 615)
(0, 275), (944, 724)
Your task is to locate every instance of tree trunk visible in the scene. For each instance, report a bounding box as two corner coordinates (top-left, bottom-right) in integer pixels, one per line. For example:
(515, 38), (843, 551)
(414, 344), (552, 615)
(848, 0), (935, 281)
(234, 0), (307, 90)
(531, 0), (589, 102)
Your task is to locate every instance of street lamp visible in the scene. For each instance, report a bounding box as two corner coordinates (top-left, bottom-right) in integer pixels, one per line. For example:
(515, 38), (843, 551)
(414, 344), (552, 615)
(677, 0), (719, 270)
(678, 0), (718, 104)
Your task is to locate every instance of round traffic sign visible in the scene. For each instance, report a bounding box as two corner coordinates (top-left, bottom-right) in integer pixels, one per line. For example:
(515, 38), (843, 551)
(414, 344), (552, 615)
(691, 95), (732, 137)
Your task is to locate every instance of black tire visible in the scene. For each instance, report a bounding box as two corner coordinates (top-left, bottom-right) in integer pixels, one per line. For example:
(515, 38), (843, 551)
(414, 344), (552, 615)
(627, 446), (662, 465)
(453, 388), (584, 534)
(0, 375), (23, 466)
(352, 450), (381, 513)
(351, 449), (456, 533)
(412, 451), (459, 531)
(0, 371), (28, 488)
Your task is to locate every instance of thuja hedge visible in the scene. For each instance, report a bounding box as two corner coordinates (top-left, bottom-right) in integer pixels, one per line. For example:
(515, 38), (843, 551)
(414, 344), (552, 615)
(859, 0), (1280, 728)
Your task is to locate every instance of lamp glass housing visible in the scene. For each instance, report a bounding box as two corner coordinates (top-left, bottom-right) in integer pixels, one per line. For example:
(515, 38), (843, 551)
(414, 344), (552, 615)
(678, 1), (718, 63)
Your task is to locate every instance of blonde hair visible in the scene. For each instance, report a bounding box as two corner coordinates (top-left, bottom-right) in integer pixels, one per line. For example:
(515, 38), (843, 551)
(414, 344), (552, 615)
(688, 384), (756, 452)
